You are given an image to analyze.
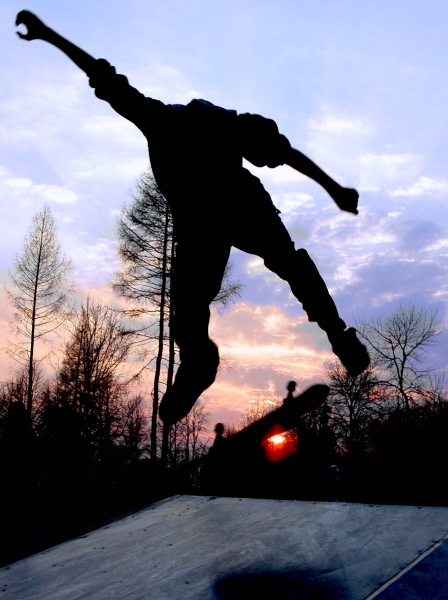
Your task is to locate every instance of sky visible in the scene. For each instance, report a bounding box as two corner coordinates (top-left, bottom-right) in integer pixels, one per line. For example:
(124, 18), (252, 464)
(1, 0), (447, 426)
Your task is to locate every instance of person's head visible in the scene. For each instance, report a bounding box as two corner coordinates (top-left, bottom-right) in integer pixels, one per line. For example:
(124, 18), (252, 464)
(286, 381), (296, 393)
(214, 422), (225, 437)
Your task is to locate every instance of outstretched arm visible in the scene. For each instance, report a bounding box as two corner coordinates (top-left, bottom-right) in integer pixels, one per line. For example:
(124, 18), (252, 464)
(285, 147), (359, 215)
(239, 112), (360, 215)
(15, 10), (163, 129)
(16, 10), (97, 76)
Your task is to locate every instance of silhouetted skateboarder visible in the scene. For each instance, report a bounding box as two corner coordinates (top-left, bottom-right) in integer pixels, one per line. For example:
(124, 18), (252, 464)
(16, 10), (370, 425)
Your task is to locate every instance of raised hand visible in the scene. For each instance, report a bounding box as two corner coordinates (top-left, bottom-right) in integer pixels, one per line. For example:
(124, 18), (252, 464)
(15, 10), (97, 76)
(16, 10), (50, 41)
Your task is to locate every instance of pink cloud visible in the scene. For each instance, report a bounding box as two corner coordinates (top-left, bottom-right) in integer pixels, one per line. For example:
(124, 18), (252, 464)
(204, 301), (332, 425)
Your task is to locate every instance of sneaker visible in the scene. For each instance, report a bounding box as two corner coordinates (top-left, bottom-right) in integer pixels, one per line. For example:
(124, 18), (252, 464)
(329, 327), (370, 377)
(159, 361), (213, 424)
(158, 383), (199, 425)
(159, 341), (220, 424)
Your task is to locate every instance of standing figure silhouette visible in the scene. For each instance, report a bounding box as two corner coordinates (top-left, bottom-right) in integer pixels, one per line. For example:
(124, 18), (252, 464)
(283, 381), (297, 405)
(16, 10), (370, 424)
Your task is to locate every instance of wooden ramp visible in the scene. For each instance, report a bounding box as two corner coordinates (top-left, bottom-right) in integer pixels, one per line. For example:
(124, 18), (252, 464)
(1, 495), (448, 599)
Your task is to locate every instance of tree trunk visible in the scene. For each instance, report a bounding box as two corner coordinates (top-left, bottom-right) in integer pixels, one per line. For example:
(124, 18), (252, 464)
(26, 226), (44, 417)
(150, 202), (170, 460)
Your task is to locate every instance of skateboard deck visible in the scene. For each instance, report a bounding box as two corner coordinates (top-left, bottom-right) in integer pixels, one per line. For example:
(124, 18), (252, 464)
(201, 384), (329, 495)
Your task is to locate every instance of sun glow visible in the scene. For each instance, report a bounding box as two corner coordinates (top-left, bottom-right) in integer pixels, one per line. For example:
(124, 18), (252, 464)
(270, 434), (287, 446)
(261, 425), (299, 462)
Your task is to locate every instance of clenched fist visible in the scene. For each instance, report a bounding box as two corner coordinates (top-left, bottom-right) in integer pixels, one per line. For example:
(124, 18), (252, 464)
(16, 10), (50, 41)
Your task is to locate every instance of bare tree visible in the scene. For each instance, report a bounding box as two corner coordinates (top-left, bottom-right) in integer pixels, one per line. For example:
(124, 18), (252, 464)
(6, 205), (73, 416)
(0, 363), (47, 423)
(357, 304), (441, 411)
(0, 368), (41, 441)
(236, 395), (281, 430)
(422, 371), (448, 411)
(165, 400), (211, 466)
(56, 300), (136, 459)
(325, 362), (383, 454)
(116, 394), (149, 464)
(114, 171), (173, 460)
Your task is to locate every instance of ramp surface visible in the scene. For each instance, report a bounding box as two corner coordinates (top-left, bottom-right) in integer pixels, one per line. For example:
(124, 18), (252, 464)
(1, 495), (448, 599)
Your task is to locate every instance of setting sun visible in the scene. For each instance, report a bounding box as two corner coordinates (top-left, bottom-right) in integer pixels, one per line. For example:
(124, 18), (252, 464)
(270, 434), (287, 446)
(261, 426), (299, 462)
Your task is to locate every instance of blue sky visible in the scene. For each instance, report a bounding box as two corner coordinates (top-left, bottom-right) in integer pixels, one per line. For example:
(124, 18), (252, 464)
(1, 1), (447, 423)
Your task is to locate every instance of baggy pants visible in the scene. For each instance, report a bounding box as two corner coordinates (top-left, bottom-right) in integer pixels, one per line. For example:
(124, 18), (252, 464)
(170, 168), (346, 392)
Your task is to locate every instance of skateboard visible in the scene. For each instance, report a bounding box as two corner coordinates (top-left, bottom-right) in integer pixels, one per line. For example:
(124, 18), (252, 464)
(201, 384), (329, 495)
